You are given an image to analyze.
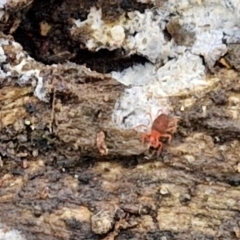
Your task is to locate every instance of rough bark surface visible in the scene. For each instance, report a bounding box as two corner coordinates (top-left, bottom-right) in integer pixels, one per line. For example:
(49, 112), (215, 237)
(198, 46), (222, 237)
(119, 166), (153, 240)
(1, 1), (240, 240)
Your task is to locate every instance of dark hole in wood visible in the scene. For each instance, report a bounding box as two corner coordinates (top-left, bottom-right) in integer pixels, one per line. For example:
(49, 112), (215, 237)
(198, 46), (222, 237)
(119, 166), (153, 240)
(12, 0), (151, 73)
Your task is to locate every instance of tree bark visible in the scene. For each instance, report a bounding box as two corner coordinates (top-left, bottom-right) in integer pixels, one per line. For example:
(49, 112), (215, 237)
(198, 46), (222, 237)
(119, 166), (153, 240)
(1, 1), (240, 240)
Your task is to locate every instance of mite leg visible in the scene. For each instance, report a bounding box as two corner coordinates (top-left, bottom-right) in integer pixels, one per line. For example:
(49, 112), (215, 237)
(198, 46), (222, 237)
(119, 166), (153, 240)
(167, 118), (179, 134)
(150, 137), (161, 149)
(142, 133), (150, 145)
(157, 142), (163, 156)
(135, 124), (148, 132)
(144, 112), (153, 125)
(160, 133), (172, 143)
(167, 126), (177, 134)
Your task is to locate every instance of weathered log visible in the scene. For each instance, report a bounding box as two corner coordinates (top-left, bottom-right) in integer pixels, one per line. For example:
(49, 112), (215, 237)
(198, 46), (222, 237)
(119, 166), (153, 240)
(1, 1), (240, 240)
(1, 61), (240, 239)
(1, 132), (240, 239)
(0, 59), (145, 163)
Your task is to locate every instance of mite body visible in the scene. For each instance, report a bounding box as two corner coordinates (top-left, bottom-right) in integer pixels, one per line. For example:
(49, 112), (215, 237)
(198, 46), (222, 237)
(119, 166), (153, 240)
(142, 113), (179, 156)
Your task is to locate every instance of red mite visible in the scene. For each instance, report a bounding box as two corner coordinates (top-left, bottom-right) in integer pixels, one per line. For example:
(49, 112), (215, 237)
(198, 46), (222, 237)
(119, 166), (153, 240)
(141, 113), (179, 156)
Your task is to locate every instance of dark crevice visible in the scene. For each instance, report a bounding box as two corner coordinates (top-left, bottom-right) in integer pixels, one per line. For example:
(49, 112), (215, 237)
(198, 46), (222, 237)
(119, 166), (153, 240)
(163, 27), (172, 41)
(12, 0), (151, 73)
(72, 49), (149, 73)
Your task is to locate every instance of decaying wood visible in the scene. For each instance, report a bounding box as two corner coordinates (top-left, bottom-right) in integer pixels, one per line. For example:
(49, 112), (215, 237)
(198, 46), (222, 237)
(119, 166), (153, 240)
(1, 1), (240, 240)
(1, 133), (240, 239)
(0, 62), (145, 163)
(1, 59), (240, 240)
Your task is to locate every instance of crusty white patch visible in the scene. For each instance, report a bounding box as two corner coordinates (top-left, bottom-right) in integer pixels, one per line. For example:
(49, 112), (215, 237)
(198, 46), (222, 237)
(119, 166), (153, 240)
(112, 53), (210, 130)
(0, 224), (26, 240)
(0, 0), (7, 9)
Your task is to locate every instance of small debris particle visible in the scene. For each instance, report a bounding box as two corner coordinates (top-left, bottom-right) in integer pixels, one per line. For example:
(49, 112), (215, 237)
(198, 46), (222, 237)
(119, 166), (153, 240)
(9, 19), (21, 34)
(0, 157), (3, 168)
(39, 21), (52, 36)
(32, 149), (38, 157)
(219, 57), (232, 69)
(184, 154), (195, 163)
(234, 226), (240, 238)
(214, 136), (220, 142)
(30, 125), (36, 130)
(104, 94), (109, 102)
(22, 160), (28, 169)
(96, 131), (108, 155)
(16, 152), (28, 157)
(160, 186), (169, 195)
(121, 204), (141, 215)
(24, 119), (31, 125)
(10, 182), (15, 187)
(40, 187), (49, 199)
(91, 209), (114, 235)
(237, 163), (240, 173)
(202, 105), (207, 117)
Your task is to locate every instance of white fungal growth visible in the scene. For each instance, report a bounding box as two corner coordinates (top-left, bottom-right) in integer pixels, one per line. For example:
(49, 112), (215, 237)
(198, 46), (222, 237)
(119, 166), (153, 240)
(124, 10), (169, 62)
(112, 53), (210, 130)
(72, 8), (170, 63)
(109, 1), (240, 130)
(0, 224), (26, 240)
(0, 40), (49, 102)
(72, 8), (126, 51)
(71, 2), (240, 67)
(111, 62), (154, 86)
(0, 0), (7, 9)
(192, 30), (227, 69)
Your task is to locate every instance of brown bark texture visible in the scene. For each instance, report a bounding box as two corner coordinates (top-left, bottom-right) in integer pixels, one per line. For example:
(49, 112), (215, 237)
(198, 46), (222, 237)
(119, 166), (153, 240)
(0, 1), (240, 240)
